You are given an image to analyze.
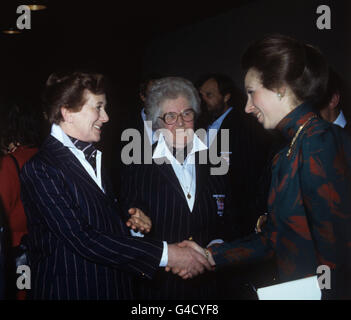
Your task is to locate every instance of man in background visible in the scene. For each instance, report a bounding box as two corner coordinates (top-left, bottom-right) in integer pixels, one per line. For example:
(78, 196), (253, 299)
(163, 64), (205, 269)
(317, 68), (350, 134)
(197, 73), (274, 238)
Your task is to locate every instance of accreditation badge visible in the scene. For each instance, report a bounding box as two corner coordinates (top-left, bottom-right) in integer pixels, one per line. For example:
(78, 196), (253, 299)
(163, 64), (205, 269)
(213, 194), (225, 216)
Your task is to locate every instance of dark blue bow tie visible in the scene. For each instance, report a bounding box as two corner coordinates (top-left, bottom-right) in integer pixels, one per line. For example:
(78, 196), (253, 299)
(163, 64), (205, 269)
(68, 136), (97, 173)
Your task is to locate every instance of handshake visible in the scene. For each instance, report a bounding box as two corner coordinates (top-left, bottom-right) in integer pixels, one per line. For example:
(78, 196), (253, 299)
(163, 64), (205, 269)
(125, 208), (216, 279)
(165, 240), (216, 280)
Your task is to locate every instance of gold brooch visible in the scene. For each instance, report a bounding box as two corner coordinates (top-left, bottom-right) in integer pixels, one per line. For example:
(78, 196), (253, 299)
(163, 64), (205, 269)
(286, 115), (317, 157)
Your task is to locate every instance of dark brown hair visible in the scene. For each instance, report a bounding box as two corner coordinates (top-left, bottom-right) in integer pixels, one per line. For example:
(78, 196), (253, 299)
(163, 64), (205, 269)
(316, 68), (345, 110)
(0, 97), (43, 154)
(42, 71), (105, 124)
(242, 34), (329, 105)
(196, 73), (247, 109)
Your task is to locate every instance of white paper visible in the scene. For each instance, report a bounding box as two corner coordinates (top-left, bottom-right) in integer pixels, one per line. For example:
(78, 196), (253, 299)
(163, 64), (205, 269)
(257, 275), (321, 300)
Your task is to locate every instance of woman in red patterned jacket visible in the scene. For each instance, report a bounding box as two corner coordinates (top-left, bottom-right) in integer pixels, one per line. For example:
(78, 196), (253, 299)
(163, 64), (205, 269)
(176, 34), (351, 299)
(0, 97), (43, 299)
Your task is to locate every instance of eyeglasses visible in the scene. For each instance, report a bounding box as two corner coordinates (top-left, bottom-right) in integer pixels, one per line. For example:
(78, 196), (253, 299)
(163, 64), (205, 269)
(159, 109), (195, 125)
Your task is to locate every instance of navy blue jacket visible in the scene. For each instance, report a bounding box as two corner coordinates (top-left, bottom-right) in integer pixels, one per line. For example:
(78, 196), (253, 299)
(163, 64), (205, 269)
(20, 135), (163, 300)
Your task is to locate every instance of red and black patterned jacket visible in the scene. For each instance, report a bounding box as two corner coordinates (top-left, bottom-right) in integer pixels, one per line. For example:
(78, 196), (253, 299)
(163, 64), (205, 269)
(209, 102), (351, 299)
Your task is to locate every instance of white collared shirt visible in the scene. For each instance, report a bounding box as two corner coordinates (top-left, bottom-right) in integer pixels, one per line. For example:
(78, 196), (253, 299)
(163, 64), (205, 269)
(50, 124), (104, 192)
(152, 132), (208, 211)
(334, 110), (347, 128)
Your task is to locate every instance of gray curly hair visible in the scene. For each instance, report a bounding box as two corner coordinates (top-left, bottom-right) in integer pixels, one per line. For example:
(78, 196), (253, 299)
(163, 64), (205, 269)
(145, 77), (201, 129)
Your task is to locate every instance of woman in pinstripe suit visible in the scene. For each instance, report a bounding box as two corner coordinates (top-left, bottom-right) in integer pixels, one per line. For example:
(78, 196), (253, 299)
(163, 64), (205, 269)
(19, 72), (212, 300)
(120, 77), (247, 299)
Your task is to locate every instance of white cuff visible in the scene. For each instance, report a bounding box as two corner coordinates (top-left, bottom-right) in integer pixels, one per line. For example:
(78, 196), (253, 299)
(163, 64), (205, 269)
(207, 239), (224, 248)
(130, 229), (144, 237)
(159, 241), (168, 267)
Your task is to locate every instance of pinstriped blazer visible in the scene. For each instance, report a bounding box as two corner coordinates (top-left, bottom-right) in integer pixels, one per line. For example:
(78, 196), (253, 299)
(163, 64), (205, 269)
(120, 149), (236, 300)
(20, 135), (163, 300)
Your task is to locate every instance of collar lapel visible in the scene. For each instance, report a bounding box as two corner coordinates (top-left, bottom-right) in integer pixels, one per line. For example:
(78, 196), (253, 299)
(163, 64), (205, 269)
(154, 158), (187, 200)
(45, 135), (107, 198)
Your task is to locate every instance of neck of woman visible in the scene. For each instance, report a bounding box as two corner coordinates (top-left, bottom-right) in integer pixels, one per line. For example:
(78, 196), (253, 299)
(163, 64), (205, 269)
(167, 142), (193, 164)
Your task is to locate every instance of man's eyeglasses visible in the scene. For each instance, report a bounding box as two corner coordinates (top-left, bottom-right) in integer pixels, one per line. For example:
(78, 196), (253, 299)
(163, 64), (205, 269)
(158, 109), (195, 125)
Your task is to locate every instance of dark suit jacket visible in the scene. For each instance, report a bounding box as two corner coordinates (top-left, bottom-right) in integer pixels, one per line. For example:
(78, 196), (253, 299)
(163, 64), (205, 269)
(120, 149), (236, 299)
(111, 109), (153, 196)
(209, 108), (278, 238)
(20, 135), (163, 300)
(344, 121), (351, 136)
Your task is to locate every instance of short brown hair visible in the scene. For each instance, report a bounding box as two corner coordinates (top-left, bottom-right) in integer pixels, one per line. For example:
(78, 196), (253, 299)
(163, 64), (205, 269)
(42, 71), (105, 124)
(242, 34), (329, 105)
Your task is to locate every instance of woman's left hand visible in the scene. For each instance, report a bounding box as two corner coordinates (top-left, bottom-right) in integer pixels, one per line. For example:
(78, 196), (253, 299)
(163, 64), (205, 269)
(126, 208), (152, 233)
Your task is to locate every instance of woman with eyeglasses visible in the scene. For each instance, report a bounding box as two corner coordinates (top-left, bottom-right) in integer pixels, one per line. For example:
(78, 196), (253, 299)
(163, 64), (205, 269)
(120, 77), (251, 299)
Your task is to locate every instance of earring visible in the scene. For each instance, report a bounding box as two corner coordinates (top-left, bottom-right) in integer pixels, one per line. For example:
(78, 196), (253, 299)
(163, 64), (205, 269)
(277, 93), (282, 100)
